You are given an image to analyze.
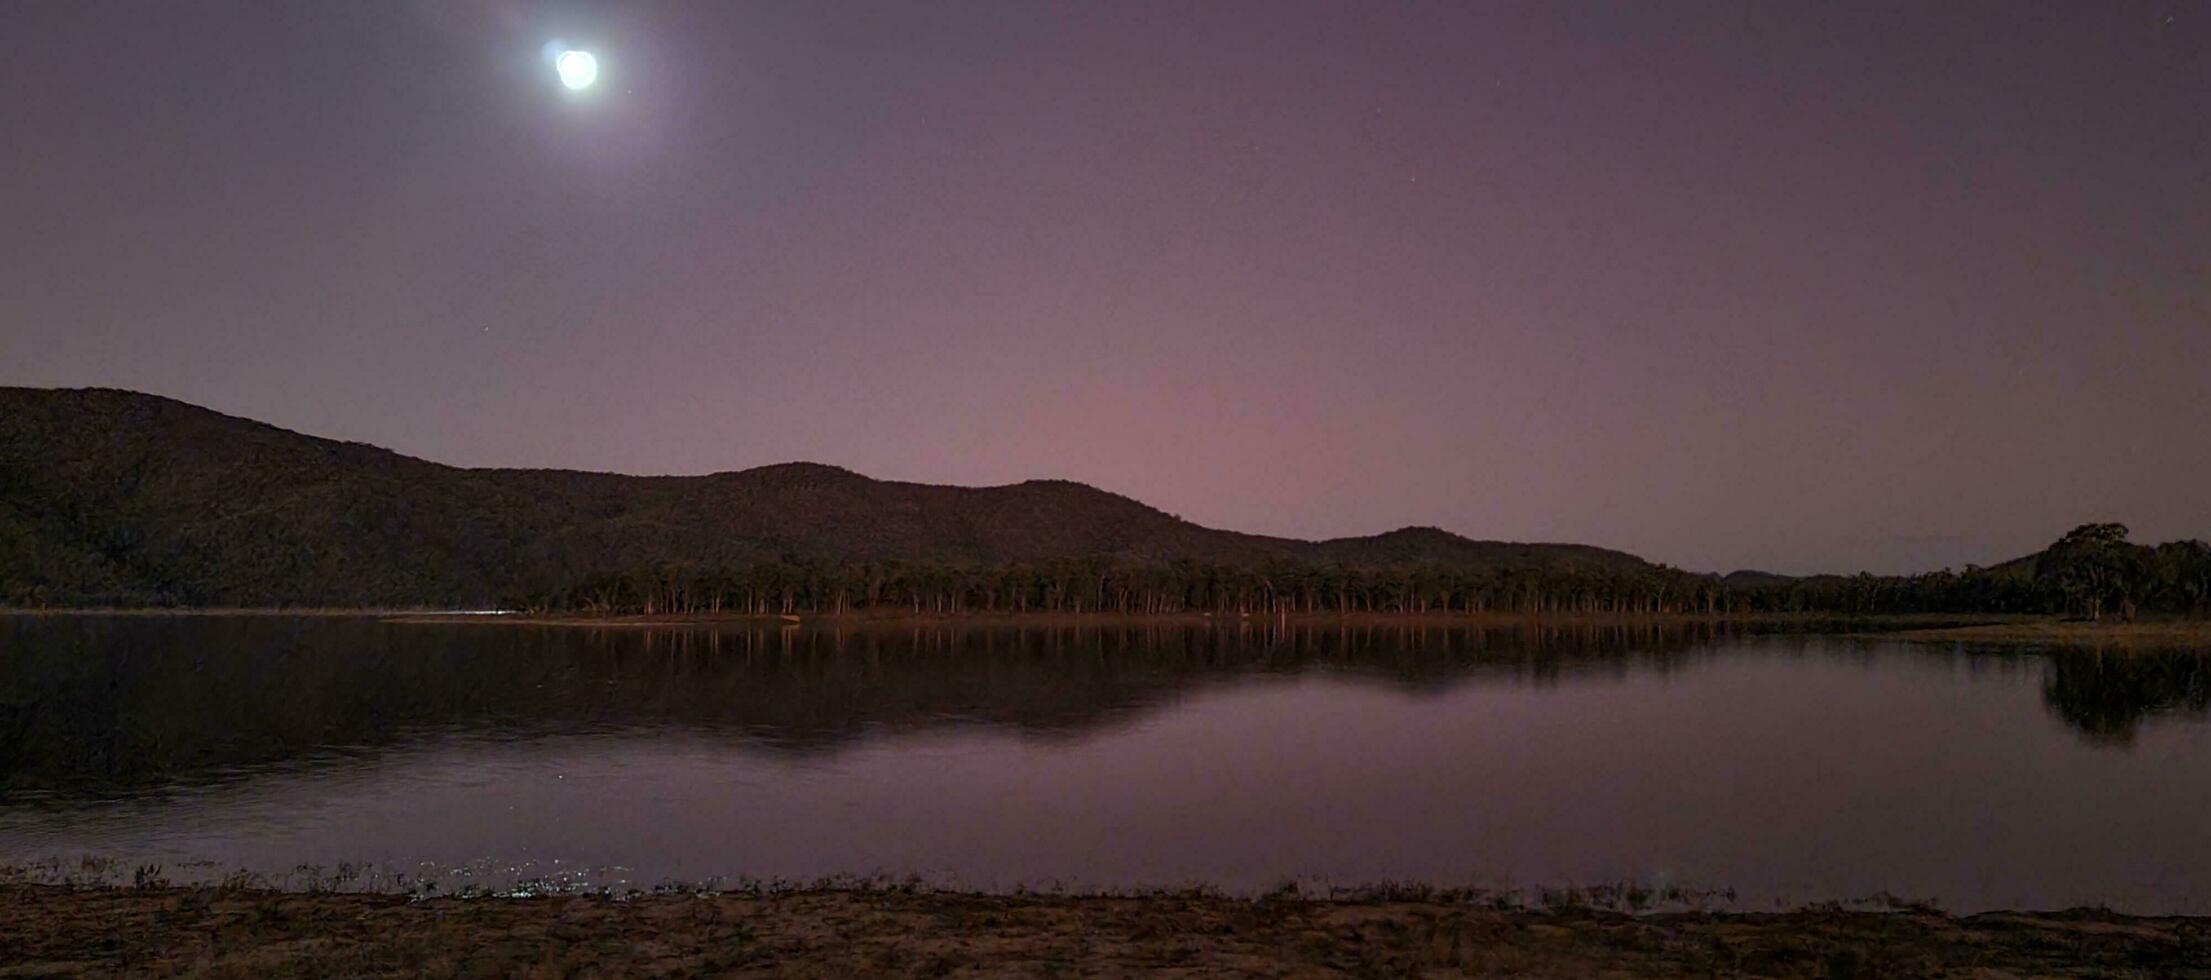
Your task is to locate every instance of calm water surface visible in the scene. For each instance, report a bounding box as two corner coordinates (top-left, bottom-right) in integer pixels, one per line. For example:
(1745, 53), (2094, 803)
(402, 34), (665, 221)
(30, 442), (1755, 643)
(3, 616), (2209, 912)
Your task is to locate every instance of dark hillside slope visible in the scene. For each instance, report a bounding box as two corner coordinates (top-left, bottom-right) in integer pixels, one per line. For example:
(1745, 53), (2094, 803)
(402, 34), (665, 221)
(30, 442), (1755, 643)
(0, 388), (1659, 607)
(1313, 527), (1646, 573)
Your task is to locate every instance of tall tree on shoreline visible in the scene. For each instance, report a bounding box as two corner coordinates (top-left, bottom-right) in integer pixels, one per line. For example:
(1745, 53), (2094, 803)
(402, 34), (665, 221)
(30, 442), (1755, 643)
(2036, 524), (2146, 622)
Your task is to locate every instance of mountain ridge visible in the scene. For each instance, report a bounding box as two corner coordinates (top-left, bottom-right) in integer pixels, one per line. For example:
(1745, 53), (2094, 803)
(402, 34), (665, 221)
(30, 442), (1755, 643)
(0, 387), (1655, 607)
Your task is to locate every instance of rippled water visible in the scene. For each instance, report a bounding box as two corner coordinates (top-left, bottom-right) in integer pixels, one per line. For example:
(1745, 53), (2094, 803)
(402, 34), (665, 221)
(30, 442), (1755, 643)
(4, 615), (2209, 912)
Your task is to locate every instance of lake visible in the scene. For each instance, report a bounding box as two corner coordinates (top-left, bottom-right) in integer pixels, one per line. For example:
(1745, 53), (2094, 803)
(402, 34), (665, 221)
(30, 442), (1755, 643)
(3, 615), (2209, 913)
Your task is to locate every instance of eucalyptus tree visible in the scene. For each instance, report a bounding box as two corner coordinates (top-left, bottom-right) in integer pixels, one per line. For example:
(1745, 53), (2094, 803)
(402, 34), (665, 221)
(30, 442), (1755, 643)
(2036, 523), (2148, 621)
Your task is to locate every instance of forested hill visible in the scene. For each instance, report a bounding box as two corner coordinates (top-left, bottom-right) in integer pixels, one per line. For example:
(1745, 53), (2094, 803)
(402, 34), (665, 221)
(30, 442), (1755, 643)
(8, 388), (2204, 616)
(0, 387), (1654, 608)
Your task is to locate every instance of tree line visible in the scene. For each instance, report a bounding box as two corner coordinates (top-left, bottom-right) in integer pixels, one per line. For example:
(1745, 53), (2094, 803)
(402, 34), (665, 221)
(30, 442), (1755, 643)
(507, 525), (2210, 620)
(7, 522), (2203, 617)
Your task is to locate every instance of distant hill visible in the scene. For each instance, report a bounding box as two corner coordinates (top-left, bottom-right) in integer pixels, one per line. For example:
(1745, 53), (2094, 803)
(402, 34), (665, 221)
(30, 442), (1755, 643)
(0, 388), (1656, 608)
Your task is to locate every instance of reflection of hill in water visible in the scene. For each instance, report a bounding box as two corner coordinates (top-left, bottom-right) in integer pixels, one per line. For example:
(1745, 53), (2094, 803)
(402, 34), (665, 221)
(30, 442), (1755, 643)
(3, 617), (1728, 792)
(2040, 651), (2211, 746)
(3, 617), (2206, 794)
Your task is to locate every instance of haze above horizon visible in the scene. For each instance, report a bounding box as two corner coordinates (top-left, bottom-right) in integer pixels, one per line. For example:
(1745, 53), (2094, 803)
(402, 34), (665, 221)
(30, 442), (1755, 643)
(2, 2), (2204, 575)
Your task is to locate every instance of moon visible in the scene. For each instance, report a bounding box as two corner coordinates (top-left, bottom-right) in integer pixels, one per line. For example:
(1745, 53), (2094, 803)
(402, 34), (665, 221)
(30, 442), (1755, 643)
(555, 50), (599, 91)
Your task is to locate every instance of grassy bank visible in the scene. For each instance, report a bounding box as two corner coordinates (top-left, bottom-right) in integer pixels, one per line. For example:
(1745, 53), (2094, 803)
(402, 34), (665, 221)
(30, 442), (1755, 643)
(1882, 619), (2211, 649)
(3, 885), (2206, 978)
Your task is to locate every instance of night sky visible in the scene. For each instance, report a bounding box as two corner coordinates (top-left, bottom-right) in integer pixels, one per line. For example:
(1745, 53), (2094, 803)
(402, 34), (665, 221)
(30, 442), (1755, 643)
(3, 1), (2205, 575)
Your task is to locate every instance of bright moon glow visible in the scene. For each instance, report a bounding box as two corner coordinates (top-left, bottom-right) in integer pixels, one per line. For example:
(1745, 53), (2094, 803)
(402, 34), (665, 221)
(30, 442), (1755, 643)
(556, 50), (599, 90)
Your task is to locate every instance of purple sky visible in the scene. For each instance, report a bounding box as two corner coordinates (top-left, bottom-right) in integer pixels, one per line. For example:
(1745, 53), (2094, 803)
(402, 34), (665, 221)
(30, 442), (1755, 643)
(3, 1), (2205, 574)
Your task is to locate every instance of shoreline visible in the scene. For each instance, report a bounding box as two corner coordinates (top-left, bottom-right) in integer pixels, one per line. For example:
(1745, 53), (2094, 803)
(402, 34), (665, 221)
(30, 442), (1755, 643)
(11, 607), (2208, 648)
(421, 609), (2019, 630)
(5, 883), (2206, 978)
(1880, 619), (2211, 649)
(0, 606), (447, 618)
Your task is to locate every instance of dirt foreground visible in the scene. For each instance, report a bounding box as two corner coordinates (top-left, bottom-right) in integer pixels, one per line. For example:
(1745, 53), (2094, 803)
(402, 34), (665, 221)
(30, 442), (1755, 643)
(3, 886), (2207, 979)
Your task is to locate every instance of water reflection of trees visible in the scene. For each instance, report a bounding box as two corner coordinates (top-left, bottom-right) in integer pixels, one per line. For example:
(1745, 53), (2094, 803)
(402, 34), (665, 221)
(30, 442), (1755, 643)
(1, 617), (1737, 794)
(2040, 650), (2211, 745)
(4, 617), (2205, 795)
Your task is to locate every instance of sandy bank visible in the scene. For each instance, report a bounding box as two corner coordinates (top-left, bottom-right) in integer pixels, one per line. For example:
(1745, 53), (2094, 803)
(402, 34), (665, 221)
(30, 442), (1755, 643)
(4, 885), (2206, 978)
